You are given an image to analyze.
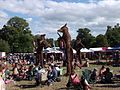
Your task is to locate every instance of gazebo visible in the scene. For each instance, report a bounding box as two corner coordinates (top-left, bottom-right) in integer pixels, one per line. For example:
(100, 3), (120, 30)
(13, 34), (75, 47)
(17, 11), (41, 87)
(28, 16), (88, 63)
(43, 47), (63, 62)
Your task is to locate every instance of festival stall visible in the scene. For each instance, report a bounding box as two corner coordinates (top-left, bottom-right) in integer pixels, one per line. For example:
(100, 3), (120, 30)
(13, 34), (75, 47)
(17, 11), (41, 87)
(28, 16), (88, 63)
(43, 47), (63, 61)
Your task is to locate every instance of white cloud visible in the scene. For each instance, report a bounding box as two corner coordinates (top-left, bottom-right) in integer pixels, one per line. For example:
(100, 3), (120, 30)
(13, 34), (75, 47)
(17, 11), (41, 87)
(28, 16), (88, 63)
(0, 11), (8, 18)
(0, 0), (120, 39)
(0, 11), (9, 28)
(26, 18), (32, 22)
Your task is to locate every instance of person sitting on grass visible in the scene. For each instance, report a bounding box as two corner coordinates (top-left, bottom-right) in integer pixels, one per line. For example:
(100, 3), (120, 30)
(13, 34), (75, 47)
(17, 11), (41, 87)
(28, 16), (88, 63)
(12, 63), (20, 81)
(26, 65), (34, 80)
(98, 65), (106, 78)
(19, 65), (25, 80)
(54, 64), (61, 77)
(46, 64), (58, 85)
(35, 66), (42, 86)
(67, 69), (91, 90)
(66, 69), (81, 89)
(90, 68), (98, 83)
(70, 70), (81, 86)
(51, 64), (58, 81)
(101, 67), (113, 84)
(46, 65), (53, 86)
(3, 65), (13, 84)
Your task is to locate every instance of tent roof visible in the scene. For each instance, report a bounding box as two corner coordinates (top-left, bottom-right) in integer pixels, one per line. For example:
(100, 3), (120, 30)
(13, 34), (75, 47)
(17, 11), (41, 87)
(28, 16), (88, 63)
(43, 47), (63, 53)
(80, 48), (94, 52)
(73, 49), (76, 54)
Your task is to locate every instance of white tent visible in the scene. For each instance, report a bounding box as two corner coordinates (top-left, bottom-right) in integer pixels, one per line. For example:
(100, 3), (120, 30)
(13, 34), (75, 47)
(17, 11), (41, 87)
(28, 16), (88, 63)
(90, 47), (103, 51)
(43, 47), (63, 53)
(73, 49), (76, 54)
(80, 48), (94, 52)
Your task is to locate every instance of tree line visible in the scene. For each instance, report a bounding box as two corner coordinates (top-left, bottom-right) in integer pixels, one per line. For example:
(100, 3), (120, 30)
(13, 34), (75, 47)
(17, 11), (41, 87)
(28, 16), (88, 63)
(0, 16), (120, 52)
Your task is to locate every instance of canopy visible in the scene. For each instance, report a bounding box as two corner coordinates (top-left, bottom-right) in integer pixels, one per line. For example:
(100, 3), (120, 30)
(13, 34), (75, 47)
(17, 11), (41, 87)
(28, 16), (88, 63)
(80, 48), (94, 52)
(43, 47), (63, 53)
(90, 47), (103, 52)
(90, 47), (112, 52)
(73, 49), (76, 54)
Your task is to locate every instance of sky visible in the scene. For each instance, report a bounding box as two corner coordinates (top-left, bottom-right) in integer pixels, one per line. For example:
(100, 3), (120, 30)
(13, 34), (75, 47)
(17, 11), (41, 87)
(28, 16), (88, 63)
(0, 0), (120, 39)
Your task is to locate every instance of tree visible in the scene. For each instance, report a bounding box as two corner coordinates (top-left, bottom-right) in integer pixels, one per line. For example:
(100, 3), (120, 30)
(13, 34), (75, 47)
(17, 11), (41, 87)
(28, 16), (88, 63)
(95, 34), (108, 47)
(54, 39), (59, 47)
(0, 39), (10, 52)
(105, 23), (120, 47)
(7, 16), (29, 32)
(71, 39), (76, 49)
(0, 16), (34, 52)
(76, 28), (95, 48)
(17, 33), (34, 52)
(46, 38), (54, 47)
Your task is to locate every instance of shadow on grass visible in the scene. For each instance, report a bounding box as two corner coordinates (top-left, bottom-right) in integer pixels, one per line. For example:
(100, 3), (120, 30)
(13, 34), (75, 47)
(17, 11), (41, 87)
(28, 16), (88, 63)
(56, 87), (74, 90)
(56, 86), (82, 90)
(56, 87), (67, 90)
(16, 81), (46, 89)
(96, 83), (120, 88)
(90, 62), (108, 65)
(16, 84), (43, 89)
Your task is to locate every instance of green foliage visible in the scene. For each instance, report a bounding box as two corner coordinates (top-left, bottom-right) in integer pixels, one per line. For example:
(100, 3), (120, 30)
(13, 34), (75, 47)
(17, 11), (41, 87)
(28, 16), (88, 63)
(95, 34), (108, 47)
(71, 39), (76, 49)
(46, 38), (54, 47)
(0, 39), (10, 52)
(1, 16), (120, 52)
(7, 16), (29, 32)
(105, 23), (120, 47)
(0, 16), (34, 53)
(76, 28), (95, 48)
(55, 40), (59, 47)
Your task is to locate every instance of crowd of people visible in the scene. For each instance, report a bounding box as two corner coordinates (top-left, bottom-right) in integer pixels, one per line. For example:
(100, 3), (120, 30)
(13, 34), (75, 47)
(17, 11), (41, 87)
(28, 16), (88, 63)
(67, 65), (114, 90)
(0, 53), (62, 90)
(0, 53), (119, 90)
(87, 65), (114, 84)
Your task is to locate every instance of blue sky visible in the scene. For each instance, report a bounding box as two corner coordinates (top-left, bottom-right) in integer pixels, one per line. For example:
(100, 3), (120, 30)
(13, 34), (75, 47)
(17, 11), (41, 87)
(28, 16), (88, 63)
(0, 0), (120, 39)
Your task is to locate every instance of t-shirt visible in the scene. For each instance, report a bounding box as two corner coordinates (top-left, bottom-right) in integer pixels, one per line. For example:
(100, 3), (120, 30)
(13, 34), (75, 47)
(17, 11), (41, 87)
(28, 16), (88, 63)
(71, 74), (80, 85)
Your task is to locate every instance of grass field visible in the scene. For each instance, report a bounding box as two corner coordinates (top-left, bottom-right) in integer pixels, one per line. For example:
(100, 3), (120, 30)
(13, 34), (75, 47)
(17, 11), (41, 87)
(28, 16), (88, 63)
(6, 61), (120, 90)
